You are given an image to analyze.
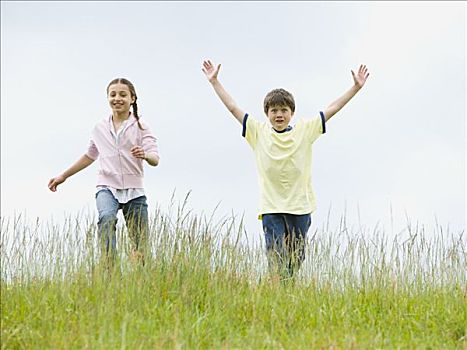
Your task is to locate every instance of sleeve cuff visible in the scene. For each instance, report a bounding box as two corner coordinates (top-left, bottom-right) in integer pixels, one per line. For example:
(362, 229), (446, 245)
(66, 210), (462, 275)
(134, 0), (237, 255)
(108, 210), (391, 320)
(319, 111), (326, 134)
(242, 113), (249, 137)
(86, 152), (98, 161)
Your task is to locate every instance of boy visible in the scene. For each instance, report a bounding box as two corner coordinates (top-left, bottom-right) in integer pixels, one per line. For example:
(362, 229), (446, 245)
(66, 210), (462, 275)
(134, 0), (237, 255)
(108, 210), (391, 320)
(202, 60), (369, 278)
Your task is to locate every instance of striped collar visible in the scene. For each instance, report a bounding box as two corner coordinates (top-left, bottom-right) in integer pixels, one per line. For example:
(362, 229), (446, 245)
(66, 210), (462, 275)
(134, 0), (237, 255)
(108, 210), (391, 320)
(273, 125), (293, 133)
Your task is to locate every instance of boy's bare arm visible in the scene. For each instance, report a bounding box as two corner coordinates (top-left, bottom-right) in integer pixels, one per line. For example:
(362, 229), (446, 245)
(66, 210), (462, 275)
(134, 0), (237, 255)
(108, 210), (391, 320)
(323, 64), (370, 122)
(202, 60), (246, 124)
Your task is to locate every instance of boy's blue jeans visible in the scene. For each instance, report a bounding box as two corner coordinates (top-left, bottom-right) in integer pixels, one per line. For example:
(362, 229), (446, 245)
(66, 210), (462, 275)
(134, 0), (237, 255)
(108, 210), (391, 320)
(262, 213), (311, 278)
(96, 189), (149, 259)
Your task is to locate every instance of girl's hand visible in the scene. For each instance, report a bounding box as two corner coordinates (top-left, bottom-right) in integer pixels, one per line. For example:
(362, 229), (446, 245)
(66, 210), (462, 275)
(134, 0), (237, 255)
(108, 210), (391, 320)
(351, 64), (370, 89)
(202, 60), (221, 83)
(48, 175), (66, 192)
(131, 145), (146, 160)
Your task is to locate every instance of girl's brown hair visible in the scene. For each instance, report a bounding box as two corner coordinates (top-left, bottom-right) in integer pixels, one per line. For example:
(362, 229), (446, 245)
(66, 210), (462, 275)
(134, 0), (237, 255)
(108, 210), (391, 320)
(107, 78), (144, 130)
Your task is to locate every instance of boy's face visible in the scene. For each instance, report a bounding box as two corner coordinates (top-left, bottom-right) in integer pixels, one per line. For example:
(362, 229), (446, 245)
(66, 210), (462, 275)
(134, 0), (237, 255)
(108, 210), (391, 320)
(267, 105), (294, 131)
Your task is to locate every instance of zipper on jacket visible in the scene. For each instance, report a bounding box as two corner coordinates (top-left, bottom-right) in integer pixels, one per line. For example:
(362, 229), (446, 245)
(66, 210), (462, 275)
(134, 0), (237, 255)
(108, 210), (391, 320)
(118, 149), (124, 188)
(111, 117), (135, 189)
(114, 128), (125, 189)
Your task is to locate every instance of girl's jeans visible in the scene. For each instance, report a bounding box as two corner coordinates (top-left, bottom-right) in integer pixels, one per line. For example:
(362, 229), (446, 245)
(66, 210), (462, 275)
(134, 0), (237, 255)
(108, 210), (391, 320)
(96, 189), (149, 259)
(262, 213), (311, 278)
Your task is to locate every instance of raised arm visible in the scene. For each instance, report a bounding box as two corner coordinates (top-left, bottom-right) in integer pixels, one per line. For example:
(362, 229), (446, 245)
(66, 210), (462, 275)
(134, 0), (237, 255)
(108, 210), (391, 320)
(48, 154), (94, 192)
(323, 64), (370, 122)
(202, 60), (246, 124)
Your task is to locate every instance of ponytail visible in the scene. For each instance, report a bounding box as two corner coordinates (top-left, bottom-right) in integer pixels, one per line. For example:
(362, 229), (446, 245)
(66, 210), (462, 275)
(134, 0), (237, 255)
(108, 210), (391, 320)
(132, 100), (145, 130)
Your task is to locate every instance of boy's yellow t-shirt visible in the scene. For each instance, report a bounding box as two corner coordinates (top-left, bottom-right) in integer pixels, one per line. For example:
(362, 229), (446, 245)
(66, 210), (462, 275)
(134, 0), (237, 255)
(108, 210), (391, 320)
(244, 114), (325, 218)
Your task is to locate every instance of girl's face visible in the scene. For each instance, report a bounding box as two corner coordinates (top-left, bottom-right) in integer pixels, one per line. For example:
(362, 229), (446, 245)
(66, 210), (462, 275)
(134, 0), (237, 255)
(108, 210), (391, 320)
(107, 83), (135, 115)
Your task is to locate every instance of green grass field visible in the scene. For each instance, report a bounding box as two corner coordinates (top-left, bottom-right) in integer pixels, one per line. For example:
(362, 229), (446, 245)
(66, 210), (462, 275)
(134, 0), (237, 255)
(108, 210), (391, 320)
(1, 202), (465, 349)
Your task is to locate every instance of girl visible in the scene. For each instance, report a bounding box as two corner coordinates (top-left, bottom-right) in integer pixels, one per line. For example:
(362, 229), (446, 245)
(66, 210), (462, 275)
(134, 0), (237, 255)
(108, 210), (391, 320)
(48, 78), (159, 262)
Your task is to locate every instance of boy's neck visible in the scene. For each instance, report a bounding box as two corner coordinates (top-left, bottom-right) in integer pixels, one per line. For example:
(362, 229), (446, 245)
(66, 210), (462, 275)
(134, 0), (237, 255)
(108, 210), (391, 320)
(273, 125), (292, 133)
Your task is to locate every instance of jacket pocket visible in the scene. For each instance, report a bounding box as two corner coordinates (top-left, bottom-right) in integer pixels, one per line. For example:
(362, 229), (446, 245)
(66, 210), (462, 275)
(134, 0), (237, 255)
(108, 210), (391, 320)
(99, 154), (121, 176)
(120, 152), (143, 175)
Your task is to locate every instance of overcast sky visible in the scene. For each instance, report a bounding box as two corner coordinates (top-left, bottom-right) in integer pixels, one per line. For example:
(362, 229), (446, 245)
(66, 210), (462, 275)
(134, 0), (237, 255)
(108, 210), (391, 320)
(1, 2), (465, 244)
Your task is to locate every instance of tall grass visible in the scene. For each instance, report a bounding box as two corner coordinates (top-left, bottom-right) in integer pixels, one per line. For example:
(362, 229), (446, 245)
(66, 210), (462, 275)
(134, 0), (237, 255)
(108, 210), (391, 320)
(1, 198), (465, 349)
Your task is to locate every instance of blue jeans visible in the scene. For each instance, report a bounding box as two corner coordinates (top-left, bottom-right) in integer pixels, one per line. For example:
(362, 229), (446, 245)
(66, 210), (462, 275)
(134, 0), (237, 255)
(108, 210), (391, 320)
(96, 189), (149, 259)
(262, 213), (311, 277)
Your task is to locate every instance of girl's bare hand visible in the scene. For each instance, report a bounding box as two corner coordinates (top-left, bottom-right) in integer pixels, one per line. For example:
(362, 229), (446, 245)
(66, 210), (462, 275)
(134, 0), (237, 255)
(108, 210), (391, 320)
(48, 175), (66, 192)
(131, 145), (146, 160)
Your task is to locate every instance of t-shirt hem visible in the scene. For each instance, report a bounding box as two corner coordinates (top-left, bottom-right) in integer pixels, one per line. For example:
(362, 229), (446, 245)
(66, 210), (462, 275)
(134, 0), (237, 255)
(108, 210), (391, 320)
(257, 208), (316, 220)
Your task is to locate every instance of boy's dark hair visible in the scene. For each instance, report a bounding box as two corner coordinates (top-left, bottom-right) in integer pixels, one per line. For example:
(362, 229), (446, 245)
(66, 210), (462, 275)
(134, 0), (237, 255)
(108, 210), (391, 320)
(263, 88), (295, 114)
(107, 78), (144, 130)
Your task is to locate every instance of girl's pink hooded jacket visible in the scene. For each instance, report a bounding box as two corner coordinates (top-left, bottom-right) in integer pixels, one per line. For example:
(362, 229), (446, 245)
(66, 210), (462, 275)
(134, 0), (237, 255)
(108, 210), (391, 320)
(86, 114), (159, 189)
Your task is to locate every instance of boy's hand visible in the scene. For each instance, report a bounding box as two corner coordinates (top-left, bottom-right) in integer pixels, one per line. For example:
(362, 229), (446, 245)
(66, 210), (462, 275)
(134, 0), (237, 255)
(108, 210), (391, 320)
(351, 64), (370, 89)
(202, 60), (221, 83)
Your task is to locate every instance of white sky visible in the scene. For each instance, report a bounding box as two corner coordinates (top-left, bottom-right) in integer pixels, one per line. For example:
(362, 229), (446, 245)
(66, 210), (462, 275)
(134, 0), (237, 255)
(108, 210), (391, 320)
(1, 2), (465, 243)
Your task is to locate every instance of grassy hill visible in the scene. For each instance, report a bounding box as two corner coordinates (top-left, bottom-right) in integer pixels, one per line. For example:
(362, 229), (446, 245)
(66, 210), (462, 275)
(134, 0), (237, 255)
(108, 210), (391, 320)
(1, 204), (465, 349)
